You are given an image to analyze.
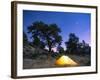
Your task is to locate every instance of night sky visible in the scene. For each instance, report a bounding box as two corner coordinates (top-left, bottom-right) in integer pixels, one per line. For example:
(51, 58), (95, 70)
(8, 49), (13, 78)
(23, 10), (91, 50)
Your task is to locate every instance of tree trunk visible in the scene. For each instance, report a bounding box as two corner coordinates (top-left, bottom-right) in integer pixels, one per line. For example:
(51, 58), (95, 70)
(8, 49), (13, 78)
(48, 47), (51, 59)
(47, 46), (51, 65)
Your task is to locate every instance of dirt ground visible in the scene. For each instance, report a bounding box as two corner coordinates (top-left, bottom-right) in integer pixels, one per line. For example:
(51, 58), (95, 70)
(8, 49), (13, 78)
(23, 58), (56, 69)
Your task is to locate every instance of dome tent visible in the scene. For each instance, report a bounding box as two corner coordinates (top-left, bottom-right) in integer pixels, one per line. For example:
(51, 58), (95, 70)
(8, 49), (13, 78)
(55, 55), (78, 66)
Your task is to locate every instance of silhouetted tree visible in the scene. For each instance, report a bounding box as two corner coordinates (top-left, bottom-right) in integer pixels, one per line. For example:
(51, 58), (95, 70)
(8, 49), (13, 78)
(31, 36), (45, 49)
(77, 40), (91, 55)
(65, 33), (79, 54)
(28, 21), (62, 59)
(57, 43), (64, 54)
(65, 33), (91, 55)
(23, 32), (28, 45)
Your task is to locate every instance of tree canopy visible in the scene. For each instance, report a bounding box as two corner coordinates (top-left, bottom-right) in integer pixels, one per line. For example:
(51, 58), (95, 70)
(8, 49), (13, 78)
(65, 33), (79, 54)
(27, 21), (62, 53)
(65, 33), (90, 55)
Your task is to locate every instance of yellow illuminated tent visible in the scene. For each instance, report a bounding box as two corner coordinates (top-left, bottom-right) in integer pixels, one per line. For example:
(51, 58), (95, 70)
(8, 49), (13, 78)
(55, 55), (78, 66)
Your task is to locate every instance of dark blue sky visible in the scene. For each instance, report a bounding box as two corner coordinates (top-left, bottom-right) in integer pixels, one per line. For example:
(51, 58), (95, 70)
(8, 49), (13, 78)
(23, 10), (91, 49)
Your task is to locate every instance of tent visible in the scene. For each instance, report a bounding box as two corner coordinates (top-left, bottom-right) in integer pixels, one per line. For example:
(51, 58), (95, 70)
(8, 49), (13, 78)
(55, 55), (78, 66)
